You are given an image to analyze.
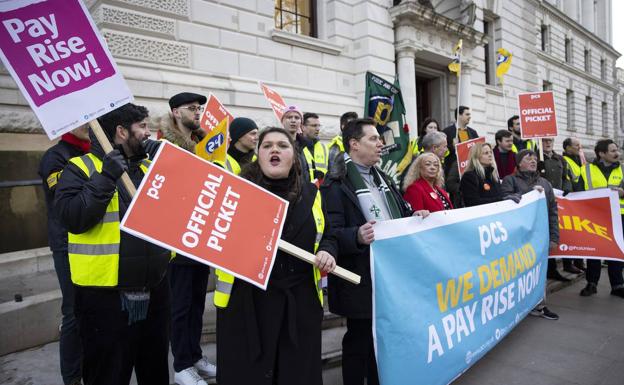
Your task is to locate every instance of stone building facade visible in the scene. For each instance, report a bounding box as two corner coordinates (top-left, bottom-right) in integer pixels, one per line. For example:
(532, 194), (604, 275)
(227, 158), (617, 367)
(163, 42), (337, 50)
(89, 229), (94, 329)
(0, 0), (620, 252)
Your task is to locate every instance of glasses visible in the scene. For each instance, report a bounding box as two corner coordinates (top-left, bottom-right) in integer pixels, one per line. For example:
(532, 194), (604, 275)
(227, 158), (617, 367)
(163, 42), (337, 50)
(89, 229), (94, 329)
(178, 105), (204, 113)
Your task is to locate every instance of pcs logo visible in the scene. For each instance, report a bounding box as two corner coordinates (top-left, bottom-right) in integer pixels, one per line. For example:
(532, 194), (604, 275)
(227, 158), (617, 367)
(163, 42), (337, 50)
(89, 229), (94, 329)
(203, 133), (224, 154)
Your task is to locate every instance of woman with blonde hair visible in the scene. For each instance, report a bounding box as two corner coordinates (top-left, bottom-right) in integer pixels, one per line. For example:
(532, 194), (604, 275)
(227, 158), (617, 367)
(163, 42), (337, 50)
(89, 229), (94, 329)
(460, 142), (503, 207)
(402, 152), (453, 212)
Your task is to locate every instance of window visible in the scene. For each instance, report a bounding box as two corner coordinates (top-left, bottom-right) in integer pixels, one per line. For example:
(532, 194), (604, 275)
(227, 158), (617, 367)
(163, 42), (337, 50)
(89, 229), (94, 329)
(543, 80), (553, 91)
(566, 89), (574, 130)
(586, 96), (593, 133)
(584, 48), (591, 72)
(275, 0), (316, 37)
(540, 25), (549, 52)
(484, 20), (494, 85)
(564, 37), (572, 64)
(602, 102), (608, 136)
(600, 58), (607, 81)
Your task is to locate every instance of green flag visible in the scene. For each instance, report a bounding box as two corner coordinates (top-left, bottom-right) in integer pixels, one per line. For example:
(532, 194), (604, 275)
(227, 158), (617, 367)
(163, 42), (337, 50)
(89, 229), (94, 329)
(364, 71), (412, 183)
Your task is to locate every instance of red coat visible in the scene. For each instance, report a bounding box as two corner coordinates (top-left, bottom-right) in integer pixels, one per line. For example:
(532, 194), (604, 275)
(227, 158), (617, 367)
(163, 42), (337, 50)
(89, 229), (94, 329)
(403, 178), (454, 213)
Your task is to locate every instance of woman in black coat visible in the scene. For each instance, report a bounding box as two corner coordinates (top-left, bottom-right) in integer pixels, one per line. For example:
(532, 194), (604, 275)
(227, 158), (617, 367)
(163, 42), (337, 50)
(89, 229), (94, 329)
(216, 127), (337, 385)
(460, 142), (503, 207)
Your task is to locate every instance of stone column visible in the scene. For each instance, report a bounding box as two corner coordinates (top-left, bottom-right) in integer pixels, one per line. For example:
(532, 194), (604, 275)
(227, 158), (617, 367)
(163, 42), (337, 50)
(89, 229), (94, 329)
(397, 49), (418, 139)
(581, 0), (595, 33)
(460, 65), (472, 109)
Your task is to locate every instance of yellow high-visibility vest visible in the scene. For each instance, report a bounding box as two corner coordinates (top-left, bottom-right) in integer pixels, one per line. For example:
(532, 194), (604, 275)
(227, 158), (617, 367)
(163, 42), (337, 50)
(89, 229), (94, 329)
(302, 147), (317, 181)
(563, 155), (582, 184)
(511, 139), (535, 153)
(313, 141), (329, 176)
(67, 153), (150, 286)
(214, 190), (325, 308)
(581, 162), (624, 214)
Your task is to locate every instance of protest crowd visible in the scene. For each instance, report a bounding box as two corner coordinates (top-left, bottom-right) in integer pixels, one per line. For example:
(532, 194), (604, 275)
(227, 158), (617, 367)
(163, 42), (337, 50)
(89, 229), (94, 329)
(38, 89), (624, 385)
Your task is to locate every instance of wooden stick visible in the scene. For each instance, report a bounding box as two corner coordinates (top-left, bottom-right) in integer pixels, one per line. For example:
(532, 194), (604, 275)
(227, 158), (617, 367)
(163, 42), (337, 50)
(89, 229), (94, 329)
(278, 240), (361, 285)
(538, 138), (544, 161)
(88, 119), (136, 197)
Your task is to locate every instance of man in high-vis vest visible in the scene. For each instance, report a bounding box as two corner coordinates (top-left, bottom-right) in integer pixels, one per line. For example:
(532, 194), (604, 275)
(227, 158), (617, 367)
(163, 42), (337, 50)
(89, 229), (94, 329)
(226, 117), (258, 174)
(561, 137), (586, 273)
(578, 139), (624, 299)
(302, 112), (329, 179)
(54, 104), (171, 385)
(328, 111), (358, 174)
(281, 105), (316, 182)
(508, 114), (535, 153)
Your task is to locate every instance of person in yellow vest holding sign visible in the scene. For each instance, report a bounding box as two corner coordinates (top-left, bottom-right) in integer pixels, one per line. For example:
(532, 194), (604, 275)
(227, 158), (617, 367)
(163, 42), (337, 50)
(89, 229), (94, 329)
(54, 104), (171, 385)
(578, 139), (624, 298)
(508, 115), (535, 153)
(215, 127), (337, 385)
(561, 137), (587, 273)
(328, 111), (358, 173)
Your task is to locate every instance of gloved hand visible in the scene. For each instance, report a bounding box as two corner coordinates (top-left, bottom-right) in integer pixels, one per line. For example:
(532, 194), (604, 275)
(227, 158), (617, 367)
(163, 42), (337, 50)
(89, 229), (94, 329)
(102, 149), (127, 180)
(507, 193), (521, 204)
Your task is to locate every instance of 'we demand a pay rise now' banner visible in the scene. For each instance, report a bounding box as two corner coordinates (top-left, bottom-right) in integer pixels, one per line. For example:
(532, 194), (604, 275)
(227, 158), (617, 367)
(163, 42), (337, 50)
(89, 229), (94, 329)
(372, 191), (549, 385)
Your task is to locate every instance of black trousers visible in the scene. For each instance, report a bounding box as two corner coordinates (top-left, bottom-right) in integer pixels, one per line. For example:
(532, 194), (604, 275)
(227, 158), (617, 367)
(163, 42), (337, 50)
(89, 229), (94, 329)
(74, 279), (170, 385)
(168, 263), (210, 372)
(586, 215), (624, 288)
(342, 318), (379, 385)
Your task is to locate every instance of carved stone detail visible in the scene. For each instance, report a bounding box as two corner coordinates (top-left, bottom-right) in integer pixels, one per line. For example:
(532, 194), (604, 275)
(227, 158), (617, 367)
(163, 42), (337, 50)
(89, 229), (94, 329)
(94, 5), (175, 36)
(108, 0), (189, 17)
(103, 31), (190, 67)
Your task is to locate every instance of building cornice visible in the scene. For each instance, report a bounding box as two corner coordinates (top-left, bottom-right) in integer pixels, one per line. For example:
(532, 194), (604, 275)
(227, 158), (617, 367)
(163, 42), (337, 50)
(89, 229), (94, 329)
(389, 1), (487, 46)
(536, 0), (620, 58)
(537, 50), (618, 93)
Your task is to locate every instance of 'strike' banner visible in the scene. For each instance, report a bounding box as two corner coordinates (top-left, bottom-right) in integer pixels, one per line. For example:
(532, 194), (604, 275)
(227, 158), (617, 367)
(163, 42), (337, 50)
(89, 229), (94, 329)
(0, 0), (132, 139)
(372, 191), (549, 385)
(120, 142), (288, 290)
(551, 189), (624, 261)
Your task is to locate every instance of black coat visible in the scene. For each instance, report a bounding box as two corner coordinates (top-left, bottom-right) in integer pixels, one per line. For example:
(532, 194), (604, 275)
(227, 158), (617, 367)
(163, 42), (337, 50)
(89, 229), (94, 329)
(216, 182), (337, 385)
(320, 156), (412, 319)
(500, 172), (559, 244)
(54, 135), (170, 289)
(38, 139), (87, 252)
(460, 167), (503, 207)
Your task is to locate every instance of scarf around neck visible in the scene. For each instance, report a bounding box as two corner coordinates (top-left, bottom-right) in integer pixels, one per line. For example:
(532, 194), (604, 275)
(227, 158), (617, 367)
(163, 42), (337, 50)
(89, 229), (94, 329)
(344, 153), (401, 221)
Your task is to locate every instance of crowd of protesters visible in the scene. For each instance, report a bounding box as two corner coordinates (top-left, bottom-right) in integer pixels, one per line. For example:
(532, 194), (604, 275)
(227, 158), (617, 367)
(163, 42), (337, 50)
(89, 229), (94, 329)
(39, 96), (624, 385)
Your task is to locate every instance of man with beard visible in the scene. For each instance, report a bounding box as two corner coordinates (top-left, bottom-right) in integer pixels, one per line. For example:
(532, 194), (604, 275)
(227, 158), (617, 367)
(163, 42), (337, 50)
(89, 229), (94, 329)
(578, 139), (624, 299)
(159, 92), (216, 385)
(54, 104), (171, 385)
(507, 115), (535, 152)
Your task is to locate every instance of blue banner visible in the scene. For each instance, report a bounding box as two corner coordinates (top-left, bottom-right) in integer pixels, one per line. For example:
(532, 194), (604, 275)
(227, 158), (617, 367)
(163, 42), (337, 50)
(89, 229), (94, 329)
(372, 191), (549, 385)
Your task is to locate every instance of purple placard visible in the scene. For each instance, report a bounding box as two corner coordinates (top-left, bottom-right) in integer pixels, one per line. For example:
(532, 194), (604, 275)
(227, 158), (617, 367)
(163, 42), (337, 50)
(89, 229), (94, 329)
(0, 0), (116, 107)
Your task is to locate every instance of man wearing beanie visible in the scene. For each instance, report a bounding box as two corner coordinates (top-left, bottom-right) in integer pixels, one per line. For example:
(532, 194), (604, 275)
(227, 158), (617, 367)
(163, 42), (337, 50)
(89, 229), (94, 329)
(227, 117), (258, 173)
(281, 105), (316, 182)
(501, 149), (560, 321)
(162, 92), (216, 385)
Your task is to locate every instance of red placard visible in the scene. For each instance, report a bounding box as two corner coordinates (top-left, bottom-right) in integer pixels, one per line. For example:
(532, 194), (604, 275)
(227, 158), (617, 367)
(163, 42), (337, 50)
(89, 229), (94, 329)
(200, 93), (234, 132)
(517, 91), (557, 138)
(120, 142), (288, 289)
(550, 189), (624, 261)
(455, 137), (486, 176)
(259, 82), (287, 122)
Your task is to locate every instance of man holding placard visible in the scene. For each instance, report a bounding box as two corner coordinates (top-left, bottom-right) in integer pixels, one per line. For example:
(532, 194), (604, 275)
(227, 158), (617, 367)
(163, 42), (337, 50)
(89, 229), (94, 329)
(54, 104), (171, 385)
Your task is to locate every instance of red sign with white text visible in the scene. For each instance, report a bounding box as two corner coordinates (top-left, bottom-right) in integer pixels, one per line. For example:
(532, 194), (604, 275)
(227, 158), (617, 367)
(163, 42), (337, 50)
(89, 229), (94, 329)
(456, 137), (486, 176)
(120, 142), (289, 289)
(200, 93), (234, 132)
(550, 189), (624, 261)
(259, 82), (287, 122)
(517, 91), (557, 138)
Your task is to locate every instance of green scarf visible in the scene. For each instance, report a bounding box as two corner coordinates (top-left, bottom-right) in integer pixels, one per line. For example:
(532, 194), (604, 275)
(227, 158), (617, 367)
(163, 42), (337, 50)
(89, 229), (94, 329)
(344, 153), (402, 220)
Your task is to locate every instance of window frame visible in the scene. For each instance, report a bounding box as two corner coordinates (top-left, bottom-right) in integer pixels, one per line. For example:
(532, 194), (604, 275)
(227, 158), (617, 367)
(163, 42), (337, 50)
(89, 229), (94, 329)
(274, 0), (317, 38)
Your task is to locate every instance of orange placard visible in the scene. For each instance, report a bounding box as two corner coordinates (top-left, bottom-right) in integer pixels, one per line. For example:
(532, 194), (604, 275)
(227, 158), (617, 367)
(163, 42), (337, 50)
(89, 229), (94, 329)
(456, 137), (486, 176)
(200, 93), (234, 132)
(550, 189), (624, 261)
(120, 142), (288, 289)
(259, 82), (287, 122)
(517, 91), (557, 139)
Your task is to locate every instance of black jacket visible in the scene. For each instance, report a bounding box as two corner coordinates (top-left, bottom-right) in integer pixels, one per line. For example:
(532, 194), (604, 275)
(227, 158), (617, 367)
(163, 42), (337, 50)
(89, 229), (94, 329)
(320, 156), (412, 319)
(538, 151), (571, 192)
(442, 123), (479, 176)
(460, 167), (503, 207)
(500, 171), (559, 244)
(38, 139), (87, 252)
(54, 135), (170, 290)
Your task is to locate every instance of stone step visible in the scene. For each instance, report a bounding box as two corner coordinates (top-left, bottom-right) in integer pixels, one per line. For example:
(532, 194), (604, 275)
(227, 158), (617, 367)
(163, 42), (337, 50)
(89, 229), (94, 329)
(0, 247), (53, 281)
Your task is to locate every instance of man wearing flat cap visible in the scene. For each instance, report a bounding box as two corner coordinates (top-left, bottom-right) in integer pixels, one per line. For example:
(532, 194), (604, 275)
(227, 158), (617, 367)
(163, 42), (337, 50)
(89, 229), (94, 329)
(161, 92), (217, 385)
